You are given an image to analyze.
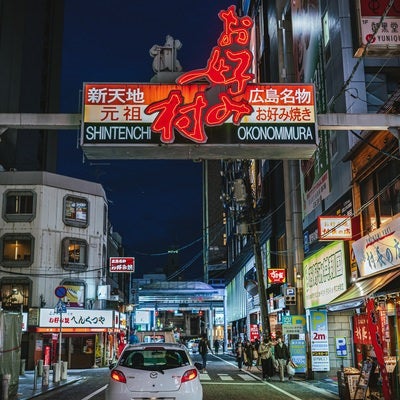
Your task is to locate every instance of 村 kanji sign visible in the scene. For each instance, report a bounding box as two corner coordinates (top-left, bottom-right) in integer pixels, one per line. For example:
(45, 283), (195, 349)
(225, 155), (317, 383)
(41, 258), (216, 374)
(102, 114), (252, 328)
(80, 5), (317, 160)
(109, 257), (135, 273)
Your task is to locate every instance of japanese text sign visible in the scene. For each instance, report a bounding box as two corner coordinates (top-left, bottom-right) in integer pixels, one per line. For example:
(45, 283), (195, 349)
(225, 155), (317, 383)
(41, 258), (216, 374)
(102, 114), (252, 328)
(267, 268), (286, 284)
(109, 257), (135, 273)
(81, 5), (316, 160)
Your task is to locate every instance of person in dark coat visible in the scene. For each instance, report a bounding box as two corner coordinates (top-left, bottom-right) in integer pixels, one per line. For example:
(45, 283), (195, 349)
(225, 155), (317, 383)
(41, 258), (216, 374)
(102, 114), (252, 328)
(198, 333), (213, 373)
(244, 340), (254, 371)
(274, 337), (290, 381)
(235, 340), (244, 370)
(214, 339), (220, 354)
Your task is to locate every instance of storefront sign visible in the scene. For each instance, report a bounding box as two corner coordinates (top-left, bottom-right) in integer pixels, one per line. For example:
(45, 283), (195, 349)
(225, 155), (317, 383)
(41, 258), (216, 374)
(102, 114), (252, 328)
(353, 314), (372, 344)
(355, 0), (400, 57)
(267, 268), (286, 284)
(318, 215), (361, 240)
(39, 308), (114, 329)
(308, 309), (330, 372)
(282, 315), (306, 334)
(81, 6), (317, 160)
(109, 257), (135, 273)
(303, 241), (347, 308)
(352, 216), (400, 277)
(289, 339), (307, 373)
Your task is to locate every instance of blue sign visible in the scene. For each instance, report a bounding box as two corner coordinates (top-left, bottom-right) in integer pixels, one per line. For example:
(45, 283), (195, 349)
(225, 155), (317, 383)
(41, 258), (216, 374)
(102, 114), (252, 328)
(55, 299), (67, 314)
(55, 286), (67, 298)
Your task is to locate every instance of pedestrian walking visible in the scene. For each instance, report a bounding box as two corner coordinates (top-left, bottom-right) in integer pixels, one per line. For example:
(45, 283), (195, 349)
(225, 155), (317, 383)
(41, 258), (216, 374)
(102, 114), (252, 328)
(214, 339), (220, 354)
(198, 333), (213, 373)
(235, 340), (244, 370)
(244, 340), (254, 371)
(274, 337), (290, 381)
(258, 336), (274, 380)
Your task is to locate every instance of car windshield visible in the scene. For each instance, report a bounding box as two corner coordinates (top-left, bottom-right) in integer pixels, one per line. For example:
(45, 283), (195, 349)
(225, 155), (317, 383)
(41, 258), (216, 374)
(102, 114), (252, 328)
(119, 348), (190, 371)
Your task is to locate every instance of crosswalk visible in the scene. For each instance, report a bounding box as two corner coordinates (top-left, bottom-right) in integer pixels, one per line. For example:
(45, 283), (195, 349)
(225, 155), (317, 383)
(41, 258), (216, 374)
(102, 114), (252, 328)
(199, 371), (262, 383)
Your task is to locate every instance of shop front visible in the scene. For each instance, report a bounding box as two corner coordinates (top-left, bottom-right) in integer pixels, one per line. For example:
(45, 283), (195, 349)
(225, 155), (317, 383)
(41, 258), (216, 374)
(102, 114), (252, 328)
(27, 308), (124, 369)
(327, 216), (400, 399)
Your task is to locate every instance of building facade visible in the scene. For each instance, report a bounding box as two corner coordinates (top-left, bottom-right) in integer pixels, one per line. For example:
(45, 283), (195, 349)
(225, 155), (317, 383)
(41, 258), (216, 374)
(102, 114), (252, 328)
(0, 171), (128, 369)
(216, 0), (400, 396)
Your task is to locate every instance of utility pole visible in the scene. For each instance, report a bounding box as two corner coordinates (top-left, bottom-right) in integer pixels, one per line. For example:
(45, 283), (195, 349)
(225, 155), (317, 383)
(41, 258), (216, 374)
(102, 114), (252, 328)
(239, 160), (270, 338)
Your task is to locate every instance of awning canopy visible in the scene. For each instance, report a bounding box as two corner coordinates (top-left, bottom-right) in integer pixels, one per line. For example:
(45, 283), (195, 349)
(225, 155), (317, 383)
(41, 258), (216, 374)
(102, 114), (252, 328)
(327, 268), (400, 312)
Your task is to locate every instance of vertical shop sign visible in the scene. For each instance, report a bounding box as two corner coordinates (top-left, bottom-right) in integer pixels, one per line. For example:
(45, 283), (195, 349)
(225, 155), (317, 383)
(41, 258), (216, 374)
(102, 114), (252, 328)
(308, 309), (330, 371)
(289, 339), (307, 373)
(366, 298), (392, 400)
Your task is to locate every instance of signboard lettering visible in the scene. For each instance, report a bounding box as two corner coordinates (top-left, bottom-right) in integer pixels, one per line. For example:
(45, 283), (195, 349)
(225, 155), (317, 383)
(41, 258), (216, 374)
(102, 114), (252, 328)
(81, 5), (316, 160)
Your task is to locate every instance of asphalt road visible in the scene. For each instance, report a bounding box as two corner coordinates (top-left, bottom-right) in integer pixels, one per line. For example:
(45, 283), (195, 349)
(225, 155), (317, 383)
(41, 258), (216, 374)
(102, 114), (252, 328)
(30, 353), (339, 400)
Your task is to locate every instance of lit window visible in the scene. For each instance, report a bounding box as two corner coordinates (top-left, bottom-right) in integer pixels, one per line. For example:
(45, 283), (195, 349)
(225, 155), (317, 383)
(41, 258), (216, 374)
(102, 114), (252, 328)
(63, 196), (89, 227)
(61, 238), (88, 272)
(0, 279), (31, 311)
(0, 234), (34, 267)
(3, 190), (36, 222)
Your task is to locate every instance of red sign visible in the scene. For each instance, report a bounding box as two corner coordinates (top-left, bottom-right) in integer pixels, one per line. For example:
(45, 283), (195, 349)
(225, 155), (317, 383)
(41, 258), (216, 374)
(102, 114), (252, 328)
(267, 268), (286, 284)
(109, 257), (135, 273)
(249, 324), (260, 341)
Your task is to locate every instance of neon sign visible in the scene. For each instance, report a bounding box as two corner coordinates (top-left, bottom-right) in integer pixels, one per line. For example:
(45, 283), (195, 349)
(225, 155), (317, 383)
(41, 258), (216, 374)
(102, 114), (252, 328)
(145, 6), (254, 144)
(81, 5), (317, 160)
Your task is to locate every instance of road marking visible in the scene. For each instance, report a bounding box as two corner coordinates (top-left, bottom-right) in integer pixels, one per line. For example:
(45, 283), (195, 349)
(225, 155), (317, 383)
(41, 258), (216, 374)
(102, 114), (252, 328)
(238, 373), (256, 381)
(80, 384), (107, 400)
(219, 374), (234, 381)
(295, 381), (338, 399)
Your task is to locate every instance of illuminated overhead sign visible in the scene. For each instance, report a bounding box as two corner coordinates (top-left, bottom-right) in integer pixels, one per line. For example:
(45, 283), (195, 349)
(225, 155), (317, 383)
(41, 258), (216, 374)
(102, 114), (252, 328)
(81, 5), (317, 160)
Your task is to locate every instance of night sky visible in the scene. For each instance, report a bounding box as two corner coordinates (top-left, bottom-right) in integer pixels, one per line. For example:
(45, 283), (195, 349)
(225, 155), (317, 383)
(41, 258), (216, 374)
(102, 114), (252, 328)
(57, 1), (236, 279)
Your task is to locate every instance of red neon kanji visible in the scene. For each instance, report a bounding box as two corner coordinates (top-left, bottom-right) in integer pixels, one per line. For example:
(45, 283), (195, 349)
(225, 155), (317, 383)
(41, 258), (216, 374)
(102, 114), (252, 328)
(145, 90), (183, 143)
(217, 5), (253, 47)
(177, 47), (229, 86)
(177, 47), (254, 95)
(206, 93), (253, 126)
(174, 93), (208, 143)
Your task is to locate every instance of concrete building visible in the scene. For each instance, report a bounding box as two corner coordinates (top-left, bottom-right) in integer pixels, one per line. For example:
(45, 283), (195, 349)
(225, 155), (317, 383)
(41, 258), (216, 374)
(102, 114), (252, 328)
(216, 1), (400, 396)
(0, 170), (126, 369)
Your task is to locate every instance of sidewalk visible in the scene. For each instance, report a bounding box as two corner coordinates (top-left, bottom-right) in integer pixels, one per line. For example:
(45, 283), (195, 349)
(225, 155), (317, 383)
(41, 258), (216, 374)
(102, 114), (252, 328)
(16, 369), (82, 400)
(223, 351), (339, 398)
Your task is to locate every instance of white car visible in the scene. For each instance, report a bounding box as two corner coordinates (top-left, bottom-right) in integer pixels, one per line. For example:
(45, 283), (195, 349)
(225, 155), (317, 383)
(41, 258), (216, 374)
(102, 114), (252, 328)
(105, 342), (203, 400)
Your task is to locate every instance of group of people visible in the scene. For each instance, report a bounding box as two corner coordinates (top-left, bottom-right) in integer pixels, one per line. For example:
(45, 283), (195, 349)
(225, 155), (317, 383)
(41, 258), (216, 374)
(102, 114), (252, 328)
(235, 336), (292, 381)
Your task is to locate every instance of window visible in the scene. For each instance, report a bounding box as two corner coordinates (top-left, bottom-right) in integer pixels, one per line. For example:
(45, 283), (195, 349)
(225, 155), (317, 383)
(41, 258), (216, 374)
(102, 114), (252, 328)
(0, 234), (34, 267)
(3, 190), (36, 222)
(360, 160), (400, 232)
(62, 238), (88, 271)
(0, 278), (31, 312)
(61, 280), (86, 308)
(63, 195), (88, 227)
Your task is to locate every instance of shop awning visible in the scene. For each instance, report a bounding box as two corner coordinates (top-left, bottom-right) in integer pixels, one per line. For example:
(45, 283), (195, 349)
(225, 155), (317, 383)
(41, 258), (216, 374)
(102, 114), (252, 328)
(327, 268), (400, 312)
